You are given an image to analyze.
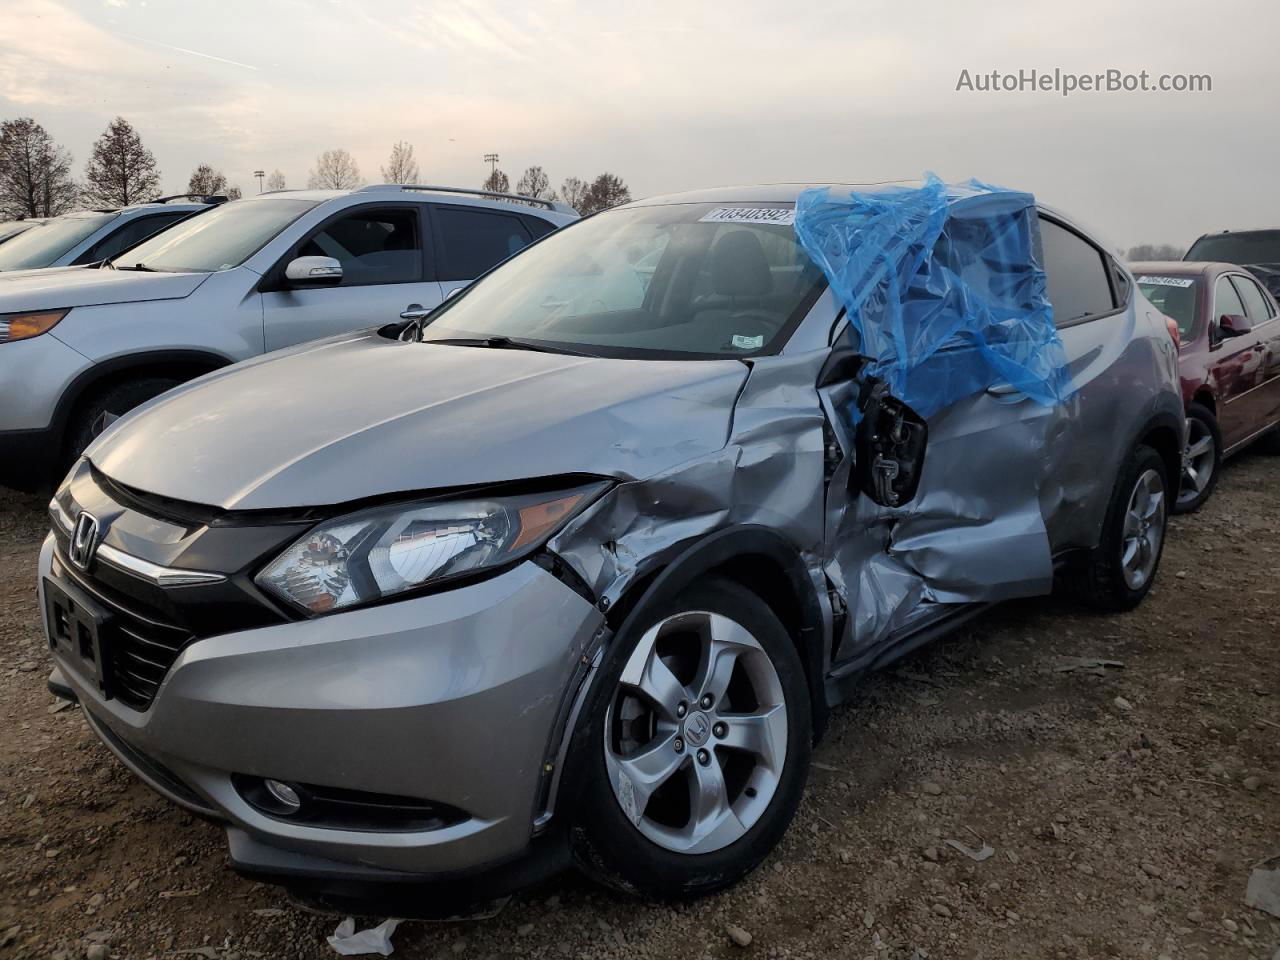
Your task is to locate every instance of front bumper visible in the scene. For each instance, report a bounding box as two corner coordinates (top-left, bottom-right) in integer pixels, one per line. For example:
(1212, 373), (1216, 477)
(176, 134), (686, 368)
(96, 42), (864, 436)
(0, 334), (91, 490)
(39, 534), (604, 883)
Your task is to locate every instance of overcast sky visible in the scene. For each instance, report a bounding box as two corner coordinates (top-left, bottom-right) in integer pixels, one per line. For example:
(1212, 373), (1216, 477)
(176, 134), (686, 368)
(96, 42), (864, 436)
(0, 0), (1274, 249)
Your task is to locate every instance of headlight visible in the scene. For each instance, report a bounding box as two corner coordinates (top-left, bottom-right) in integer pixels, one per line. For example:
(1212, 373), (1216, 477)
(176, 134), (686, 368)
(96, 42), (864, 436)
(256, 482), (608, 615)
(0, 309), (69, 344)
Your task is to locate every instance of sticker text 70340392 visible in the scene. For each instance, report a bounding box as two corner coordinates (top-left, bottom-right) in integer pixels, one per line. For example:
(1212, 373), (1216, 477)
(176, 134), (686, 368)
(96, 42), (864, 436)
(698, 207), (796, 226)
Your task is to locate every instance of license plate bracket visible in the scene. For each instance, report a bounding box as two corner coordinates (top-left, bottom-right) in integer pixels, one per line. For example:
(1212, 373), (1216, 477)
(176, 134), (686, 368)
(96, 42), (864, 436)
(44, 576), (113, 698)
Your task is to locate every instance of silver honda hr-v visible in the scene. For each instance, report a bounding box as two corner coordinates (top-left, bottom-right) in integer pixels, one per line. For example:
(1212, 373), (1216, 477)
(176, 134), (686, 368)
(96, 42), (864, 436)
(37, 180), (1183, 912)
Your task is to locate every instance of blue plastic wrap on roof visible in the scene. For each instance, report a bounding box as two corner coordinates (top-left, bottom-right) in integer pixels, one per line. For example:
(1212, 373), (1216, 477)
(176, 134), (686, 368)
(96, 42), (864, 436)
(794, 174), (1074, 419)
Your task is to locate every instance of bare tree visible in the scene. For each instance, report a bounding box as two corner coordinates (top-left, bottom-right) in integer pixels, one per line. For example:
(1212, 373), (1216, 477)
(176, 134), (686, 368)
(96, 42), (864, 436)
(307, 149), (362, 190)
(579, 173), (631, 214)
(559, 176), (589, 211)
(186, 163), (228, 196)
(381, 141), (420, 184)
(481, 168), (511, 194)
(226, 185), (243, 200)
(515, 165), (551, 199)
(266, 169), (286, 191)
(0, 118), (78, 218)
(82, 116), (160, 207)
(1126, 243), (1186, 262)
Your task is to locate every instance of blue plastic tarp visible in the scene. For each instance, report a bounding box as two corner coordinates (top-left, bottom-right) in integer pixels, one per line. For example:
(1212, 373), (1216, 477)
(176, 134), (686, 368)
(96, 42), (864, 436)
(794, 174), (1073, 419)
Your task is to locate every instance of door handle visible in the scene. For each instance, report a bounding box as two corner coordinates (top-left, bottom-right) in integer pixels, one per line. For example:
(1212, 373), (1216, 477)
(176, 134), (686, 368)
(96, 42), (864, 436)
(400, 304), (432, 321)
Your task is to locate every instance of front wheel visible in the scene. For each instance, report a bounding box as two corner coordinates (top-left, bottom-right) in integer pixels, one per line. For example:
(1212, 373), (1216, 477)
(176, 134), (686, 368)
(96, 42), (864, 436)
(1174, 403), (1221, 513)
(568, 579), (811, 899)
(1073, 444), (1170, 611)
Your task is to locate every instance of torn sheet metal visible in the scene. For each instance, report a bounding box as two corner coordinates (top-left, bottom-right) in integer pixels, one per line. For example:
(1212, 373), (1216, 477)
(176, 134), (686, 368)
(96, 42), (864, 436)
(550, 177), (1084, 687)
(794, 174), (1073, 418)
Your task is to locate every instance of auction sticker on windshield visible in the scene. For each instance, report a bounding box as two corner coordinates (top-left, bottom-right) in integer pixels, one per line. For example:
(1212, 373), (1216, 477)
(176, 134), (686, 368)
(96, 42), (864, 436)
(1136, 275), (1195, 287)
(699, 207), (795, 226)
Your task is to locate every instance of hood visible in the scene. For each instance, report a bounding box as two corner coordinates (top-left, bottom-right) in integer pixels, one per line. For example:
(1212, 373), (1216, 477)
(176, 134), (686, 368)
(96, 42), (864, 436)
(0, 266), (209, 312)
(89, 332), (748, 510)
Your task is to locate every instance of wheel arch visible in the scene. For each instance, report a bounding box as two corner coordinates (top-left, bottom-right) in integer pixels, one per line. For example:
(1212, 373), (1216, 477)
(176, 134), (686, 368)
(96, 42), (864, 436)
(1190, 389), (1217, 416)
(52, 349), (234, 441)
(1134, 408), (1184, 495)
(604, 525), (831, 742)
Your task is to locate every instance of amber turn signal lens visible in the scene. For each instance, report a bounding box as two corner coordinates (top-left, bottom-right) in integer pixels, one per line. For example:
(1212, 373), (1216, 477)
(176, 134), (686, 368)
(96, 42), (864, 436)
(512, 493), (585, 550)
(0, 309), (69, 343)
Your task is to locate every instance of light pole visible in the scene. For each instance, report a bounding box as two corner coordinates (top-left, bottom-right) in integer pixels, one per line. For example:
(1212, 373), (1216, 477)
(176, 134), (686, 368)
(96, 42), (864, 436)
(254, 170), (265, 193)
(483, 153), (499, 183)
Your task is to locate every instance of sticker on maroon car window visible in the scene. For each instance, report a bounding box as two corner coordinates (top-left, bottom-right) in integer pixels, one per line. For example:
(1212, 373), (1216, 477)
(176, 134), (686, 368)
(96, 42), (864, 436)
(1136, 275), (1195, 288)
(698, 207), (795, 226)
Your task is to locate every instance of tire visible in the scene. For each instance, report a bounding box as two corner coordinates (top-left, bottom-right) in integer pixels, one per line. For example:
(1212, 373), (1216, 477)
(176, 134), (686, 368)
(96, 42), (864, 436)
(64, 377), (180, 468)
(567, 578), (811, 899)
(1073, 444), (1170, 611)
(1173, 403), (1222, 514)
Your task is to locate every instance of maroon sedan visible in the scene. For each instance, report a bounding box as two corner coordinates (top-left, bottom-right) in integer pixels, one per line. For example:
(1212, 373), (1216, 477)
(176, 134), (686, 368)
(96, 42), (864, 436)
(1132, 261), (1280, 511)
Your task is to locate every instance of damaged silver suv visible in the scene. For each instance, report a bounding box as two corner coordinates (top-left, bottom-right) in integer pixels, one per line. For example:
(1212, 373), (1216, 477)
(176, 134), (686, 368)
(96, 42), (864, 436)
(38, 179), (1183, 912)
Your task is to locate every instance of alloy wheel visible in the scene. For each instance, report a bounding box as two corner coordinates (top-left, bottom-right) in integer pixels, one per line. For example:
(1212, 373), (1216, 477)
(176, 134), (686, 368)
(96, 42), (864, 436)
(1178, 418), (1215, 507)
(603, 610), (788, 855)
(1120, 468), (1166, 590)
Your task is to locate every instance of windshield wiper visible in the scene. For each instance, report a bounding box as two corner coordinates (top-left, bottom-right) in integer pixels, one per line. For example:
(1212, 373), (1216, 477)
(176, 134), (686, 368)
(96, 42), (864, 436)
(427, 336), (601, 358)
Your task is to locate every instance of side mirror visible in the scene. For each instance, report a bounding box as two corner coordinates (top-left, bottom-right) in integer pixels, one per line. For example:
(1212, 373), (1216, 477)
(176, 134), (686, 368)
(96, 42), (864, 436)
(284, 256), (342, 288)
(1219, 313), (1252, 337)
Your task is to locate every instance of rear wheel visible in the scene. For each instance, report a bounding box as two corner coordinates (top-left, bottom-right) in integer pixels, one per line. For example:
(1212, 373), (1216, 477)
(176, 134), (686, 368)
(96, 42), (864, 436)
(1073, 444), (1169, 611)
(1174, 403), (1221, 513)
(64, 377), (179, 467)
(568, 579), (810, 899)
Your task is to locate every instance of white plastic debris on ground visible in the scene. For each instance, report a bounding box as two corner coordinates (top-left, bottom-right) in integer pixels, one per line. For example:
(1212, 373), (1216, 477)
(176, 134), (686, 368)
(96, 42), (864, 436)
(327, 918), (402, 956)
(1246, 856), (1280, 919)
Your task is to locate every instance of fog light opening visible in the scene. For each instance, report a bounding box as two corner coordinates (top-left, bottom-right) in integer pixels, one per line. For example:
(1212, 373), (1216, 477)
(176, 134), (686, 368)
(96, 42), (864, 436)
(264, 779), (302, 814)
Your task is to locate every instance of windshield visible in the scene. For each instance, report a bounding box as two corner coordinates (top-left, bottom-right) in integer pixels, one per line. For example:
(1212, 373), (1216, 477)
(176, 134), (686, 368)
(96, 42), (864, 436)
(420, 202), (825, 359)
(1186, 231), (1280, 265)
(1137, 275), (1199, 338)
(119, 198), (318, 273)
(0, 213), (116, 270)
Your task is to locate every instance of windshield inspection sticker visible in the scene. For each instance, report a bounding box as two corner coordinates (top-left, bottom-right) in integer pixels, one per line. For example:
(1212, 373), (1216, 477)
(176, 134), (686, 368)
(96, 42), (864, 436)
(732, 334), (765, 350)
(699, 207), (795, 226)
(1137, 275), (1195, 288)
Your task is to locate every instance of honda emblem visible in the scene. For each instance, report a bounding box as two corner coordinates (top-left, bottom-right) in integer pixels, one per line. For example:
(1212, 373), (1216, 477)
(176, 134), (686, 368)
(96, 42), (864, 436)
(69, 512), (100, 570)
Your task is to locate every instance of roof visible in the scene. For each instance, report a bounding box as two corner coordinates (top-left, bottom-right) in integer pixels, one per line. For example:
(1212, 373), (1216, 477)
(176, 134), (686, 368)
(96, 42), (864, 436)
(1128, 260), (1242, 277)
(247, 183), (578, 219)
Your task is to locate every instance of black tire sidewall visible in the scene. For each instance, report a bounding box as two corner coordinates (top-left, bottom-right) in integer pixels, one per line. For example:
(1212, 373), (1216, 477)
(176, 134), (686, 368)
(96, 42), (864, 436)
(1082, 444), (1170, 610)
(1174, 403), (1222, 514)
(567, 578), (811, 899)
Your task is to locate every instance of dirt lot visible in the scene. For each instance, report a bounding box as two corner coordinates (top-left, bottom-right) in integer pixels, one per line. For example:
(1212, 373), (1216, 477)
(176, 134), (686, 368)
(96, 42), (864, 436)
(1, 453), (1277, 960)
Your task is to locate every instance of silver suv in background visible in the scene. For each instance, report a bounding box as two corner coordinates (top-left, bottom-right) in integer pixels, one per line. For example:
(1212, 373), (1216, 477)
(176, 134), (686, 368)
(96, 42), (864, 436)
(38, 181), (1183, 914)
(0, 195), (221, 272)
(0, 185), (577, 490)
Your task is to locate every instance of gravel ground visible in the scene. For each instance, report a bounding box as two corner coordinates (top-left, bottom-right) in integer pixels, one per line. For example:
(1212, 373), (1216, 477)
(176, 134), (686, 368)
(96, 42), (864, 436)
(1, 452), (1277, 960)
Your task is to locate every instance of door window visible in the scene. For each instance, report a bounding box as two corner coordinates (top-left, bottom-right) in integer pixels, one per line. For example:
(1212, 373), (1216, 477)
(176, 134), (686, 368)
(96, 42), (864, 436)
(434, 207), (532, 281)
(1231, 274), (1274, 324)
(1214, 275), (1247, 323)
(299, 208), (422, 286)
(1038, 218), (1116, 326)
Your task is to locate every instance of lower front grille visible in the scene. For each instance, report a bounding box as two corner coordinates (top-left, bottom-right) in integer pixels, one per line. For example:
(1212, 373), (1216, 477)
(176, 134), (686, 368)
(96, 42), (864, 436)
(56, 559), (194, 711)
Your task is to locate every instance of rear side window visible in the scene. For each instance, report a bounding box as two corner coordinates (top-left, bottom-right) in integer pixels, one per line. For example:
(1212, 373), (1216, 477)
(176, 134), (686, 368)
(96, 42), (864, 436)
(78, 212), (189, 264)
(434, 207), (532, 281)
(523, 216), (557, 240)
(299, 207), (422, 286)
(1038, 218), (1116, 326)
(1231, 274), (1274, 324)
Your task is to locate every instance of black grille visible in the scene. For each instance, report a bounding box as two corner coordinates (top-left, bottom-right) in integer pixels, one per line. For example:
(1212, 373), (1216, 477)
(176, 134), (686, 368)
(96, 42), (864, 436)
(57, 560), (194, 711)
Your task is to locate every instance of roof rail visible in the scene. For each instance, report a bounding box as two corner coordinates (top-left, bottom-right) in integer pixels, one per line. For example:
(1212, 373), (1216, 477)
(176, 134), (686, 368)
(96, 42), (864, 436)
(149, 193), (229, 205)
(356, 183), (575, 214)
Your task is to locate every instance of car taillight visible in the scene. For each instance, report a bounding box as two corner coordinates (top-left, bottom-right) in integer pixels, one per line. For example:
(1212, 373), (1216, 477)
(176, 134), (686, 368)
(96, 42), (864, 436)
(1163, 314), (1180, 350)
